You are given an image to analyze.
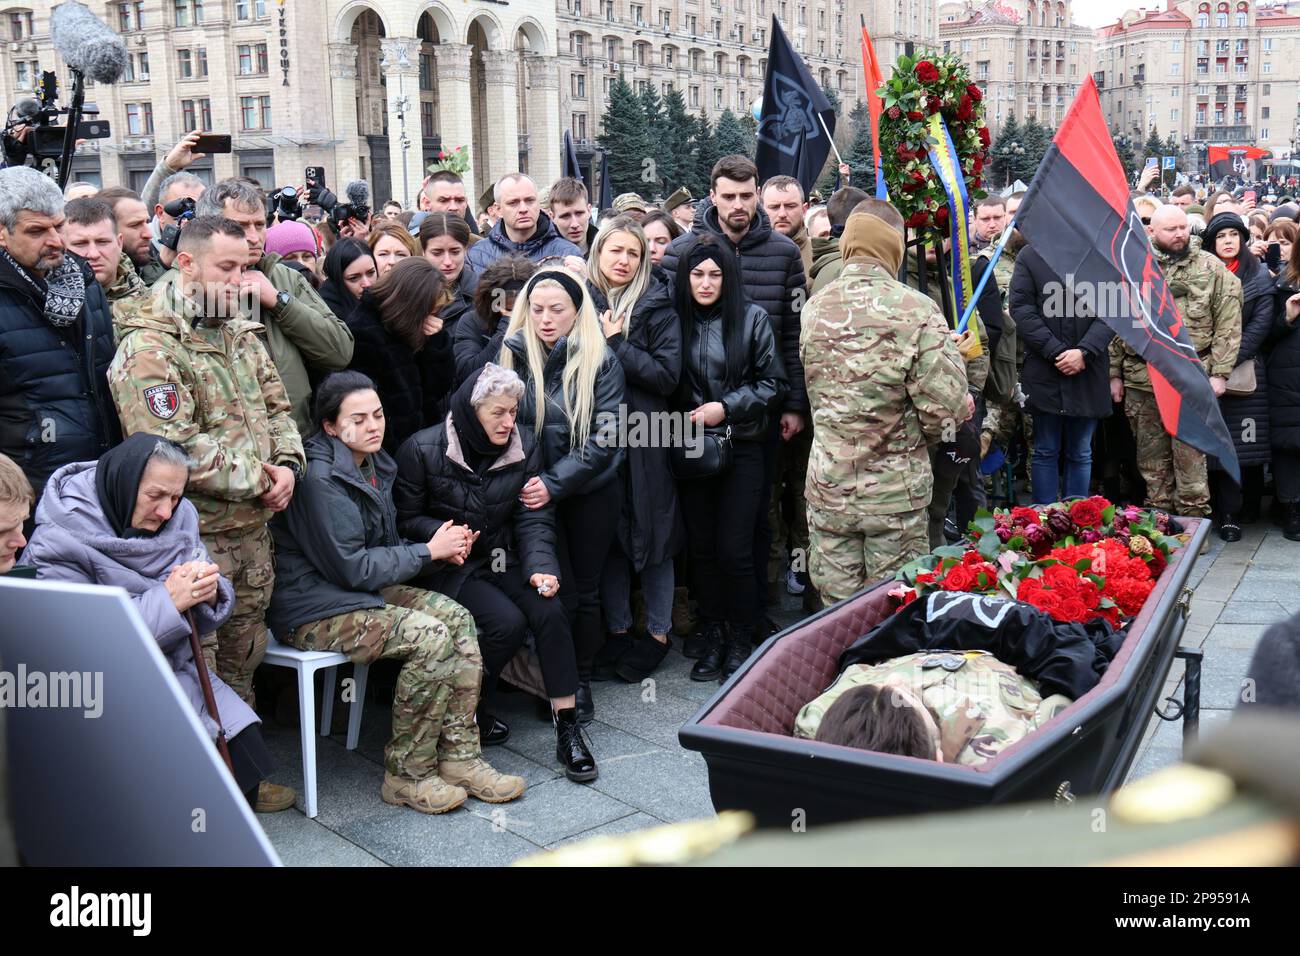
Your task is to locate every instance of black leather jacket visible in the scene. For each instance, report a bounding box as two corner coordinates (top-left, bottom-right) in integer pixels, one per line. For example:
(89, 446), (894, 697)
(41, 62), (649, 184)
(502, 332), (627, 500)
(675, 302), (786, 442)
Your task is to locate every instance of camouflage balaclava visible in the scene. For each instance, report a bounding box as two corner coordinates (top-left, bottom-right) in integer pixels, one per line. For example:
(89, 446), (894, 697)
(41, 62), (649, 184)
(839, 212), (905, 276)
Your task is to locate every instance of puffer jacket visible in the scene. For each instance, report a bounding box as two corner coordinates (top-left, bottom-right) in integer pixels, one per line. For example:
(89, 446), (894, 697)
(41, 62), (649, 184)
(393, 414), (558, 599)
(674, 301), (786, 443)
(465, 212), (581, 273)
(440, 265), (479, 335)
(23, 460), (253, 741)
(501, 333), (626, 500)
(268, 432), (431, 637)
(344, 290), (455, 455)
(0, 251), (121, 498)
(453, 310), (510, 387)
(660, 201), (808, 415)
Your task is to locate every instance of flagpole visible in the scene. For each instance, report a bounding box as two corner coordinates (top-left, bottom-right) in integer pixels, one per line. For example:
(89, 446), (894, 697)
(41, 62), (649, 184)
(957, 218), (1016, 333)
(818, 113), (844, 166)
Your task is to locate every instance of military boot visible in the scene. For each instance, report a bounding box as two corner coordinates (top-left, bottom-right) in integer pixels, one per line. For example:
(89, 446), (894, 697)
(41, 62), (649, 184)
(690, 624), (727, 681)
(721, 624), (756, 681)
(437, 758), (526, 803)
(381, 772), (466, 814)
(554, 707), (598, 783)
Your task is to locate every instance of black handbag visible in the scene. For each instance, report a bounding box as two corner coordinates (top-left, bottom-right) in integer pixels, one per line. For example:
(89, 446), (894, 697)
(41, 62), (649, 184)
(670, 424), (733, 479)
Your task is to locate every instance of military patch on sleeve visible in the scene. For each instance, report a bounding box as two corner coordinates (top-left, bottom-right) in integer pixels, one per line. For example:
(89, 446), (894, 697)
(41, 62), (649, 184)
(143, 383), (180, 420)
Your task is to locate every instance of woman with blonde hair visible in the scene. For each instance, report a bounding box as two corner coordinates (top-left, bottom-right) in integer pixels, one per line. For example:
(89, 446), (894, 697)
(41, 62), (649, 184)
(585, 216), (683, 683)
(500, 267), (625, 722)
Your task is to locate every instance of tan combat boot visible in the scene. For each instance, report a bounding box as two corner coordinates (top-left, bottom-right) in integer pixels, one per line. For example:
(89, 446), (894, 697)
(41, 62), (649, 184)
(437, 757), (527, 803)
(381, 772), (467, 814)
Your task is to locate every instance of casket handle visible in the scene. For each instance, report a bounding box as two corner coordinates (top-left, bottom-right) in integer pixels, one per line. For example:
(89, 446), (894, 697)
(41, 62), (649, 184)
(1177, 586), (1194, 621)
(1054, 781), (1075, 805)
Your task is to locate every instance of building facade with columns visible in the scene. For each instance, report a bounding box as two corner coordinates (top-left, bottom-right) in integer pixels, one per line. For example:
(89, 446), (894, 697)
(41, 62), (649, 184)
(0, 1), (560, 211)
(1093, 1), (1300, 167)
(938, 0), (1094, 135)
(556, 0), (941, 182)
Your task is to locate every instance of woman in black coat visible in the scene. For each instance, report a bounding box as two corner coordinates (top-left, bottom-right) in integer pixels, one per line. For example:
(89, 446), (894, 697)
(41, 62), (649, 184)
(501, 267), (626, 724)
(672, 235), (786, 683)
(318, 238), (377, 322)
(1009, 243), (1114, 502)
(345, 256), (455, 455)
(418, 212), (479, 336)
(452, 255), (535, 387)
(585, 216), (685, 684)
(1203, 213), (1273, 539)
(394, 364), (595, 783)
(1268, 251), (1300, 540)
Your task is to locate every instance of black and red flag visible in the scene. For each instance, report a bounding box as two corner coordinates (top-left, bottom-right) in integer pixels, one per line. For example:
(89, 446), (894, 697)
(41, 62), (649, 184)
(1207, 144), (1270, 180)
(1015, 76), (1239, 483)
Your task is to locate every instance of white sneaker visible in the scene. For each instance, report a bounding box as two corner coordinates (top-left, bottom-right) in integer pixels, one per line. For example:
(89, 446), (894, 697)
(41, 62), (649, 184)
(784, 568), (806, 595)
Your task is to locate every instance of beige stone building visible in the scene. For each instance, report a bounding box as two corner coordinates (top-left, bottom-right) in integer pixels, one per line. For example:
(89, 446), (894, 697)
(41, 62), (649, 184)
(938, 0), (1094, 135)
(555, 0), (941, 183)
(0, 0), (562, 209)
(1094, 1), (1300, 169)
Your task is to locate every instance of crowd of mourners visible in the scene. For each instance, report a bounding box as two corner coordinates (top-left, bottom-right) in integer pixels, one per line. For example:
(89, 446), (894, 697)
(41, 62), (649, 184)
(2, 125), (1299, 814)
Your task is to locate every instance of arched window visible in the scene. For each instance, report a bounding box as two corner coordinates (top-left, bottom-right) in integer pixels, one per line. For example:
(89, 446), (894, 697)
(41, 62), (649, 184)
(1196, 13), (1209, 27)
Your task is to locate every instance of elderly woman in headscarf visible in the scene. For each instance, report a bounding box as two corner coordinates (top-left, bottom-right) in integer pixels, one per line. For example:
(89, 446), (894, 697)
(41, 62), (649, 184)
(21, 433), (293, 813)
(394, 363), (596, 784)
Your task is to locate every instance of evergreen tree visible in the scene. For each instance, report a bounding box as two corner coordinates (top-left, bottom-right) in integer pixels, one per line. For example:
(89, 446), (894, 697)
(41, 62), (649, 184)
(1143, 126), (1164, 163)
(597, 76), (650, 196)
(689, 109), (719, 198)
(821, 82), (842, 117)
(637, 85), (670, 197)
(991, 112), (1021, 187)
(1018, 117), (1052, 182)
(1112, 129), (1138, 182)
(659, 87), (694, 193)
(843, 108), (876, 188)
(713, 109), (751, 159)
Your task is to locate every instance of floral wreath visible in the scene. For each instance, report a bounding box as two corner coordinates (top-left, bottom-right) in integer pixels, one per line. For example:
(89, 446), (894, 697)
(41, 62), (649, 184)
(876, 52), (991, 243)
(427, 144), (470, 177)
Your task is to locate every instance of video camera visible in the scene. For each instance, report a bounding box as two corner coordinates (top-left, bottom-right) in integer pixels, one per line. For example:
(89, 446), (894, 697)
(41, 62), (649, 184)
(2, 72), (111, 175)
(158, 196), (197, 252)
(269, 185), (302, 224)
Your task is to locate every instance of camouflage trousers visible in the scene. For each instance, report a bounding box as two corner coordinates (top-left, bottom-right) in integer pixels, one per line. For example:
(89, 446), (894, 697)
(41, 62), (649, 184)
(807, 505), (929, 604)
(767, 426), (813, 584)
(285, 585), (482, 779)
(1124, 387), (1211, 517)
(203, 525), (273, 706)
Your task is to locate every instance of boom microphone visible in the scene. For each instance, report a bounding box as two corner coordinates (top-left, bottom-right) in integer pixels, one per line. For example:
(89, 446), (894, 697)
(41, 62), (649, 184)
(51, 2), (129, 84)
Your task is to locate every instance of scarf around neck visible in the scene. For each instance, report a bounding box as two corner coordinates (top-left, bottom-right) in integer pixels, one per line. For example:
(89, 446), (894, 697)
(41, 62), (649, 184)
(1, 247), (86, 328)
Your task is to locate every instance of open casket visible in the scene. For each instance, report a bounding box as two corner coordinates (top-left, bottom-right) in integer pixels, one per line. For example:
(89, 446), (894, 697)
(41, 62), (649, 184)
(678, 517), (1209, 828)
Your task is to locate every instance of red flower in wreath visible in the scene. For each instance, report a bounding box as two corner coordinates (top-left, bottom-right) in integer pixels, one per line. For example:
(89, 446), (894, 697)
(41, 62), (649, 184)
(927, 95), (943, 114)
(966, 83), (983, 102)
(978, 126), (992, 147)
(896, 143), (915, 162)
(886, 105), (902, 121)
(956, 95), (975, 121)
(906, 110), (925, 121)
(935, 206), (950, 226)
(906, 210), (930, 229)
(915, 60), (940, 84)
(1069, 499), (1105, 529)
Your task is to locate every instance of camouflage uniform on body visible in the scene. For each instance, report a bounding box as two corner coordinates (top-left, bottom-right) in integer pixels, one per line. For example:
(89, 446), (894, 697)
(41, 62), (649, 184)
(926, 313), (989, 550)
(977, 243), (1034, 464)
(287, 585), (482, 778)
(107, 274), (305, 703)
(105, 253), (148, 309)
(800, 259), (969, 603)
(1109, 242), (1241, 517)
(794, 650), (1074, 765)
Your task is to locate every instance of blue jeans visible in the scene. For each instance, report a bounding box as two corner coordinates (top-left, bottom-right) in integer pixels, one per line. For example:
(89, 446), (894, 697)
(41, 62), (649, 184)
(1031, 413), (1097, 502)
(599, 552), (675, 637)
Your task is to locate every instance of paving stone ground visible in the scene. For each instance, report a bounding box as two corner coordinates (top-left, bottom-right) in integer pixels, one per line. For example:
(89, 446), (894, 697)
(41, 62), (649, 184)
(256, 527), (1277, 866)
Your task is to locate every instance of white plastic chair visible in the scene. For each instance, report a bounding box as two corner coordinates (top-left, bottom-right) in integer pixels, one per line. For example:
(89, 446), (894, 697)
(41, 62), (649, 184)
(261, 635), (369, 818)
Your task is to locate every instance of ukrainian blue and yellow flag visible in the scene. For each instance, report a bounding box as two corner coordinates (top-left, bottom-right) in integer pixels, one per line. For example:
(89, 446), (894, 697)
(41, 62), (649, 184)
(925, 113), (979, 354)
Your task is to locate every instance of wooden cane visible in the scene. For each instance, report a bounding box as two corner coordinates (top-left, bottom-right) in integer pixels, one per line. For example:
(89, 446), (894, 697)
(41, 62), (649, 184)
(187, 609), (234, 774)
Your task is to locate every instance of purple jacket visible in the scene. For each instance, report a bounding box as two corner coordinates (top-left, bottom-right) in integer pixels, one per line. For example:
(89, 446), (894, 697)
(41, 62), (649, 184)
(23, 461), (256, 740)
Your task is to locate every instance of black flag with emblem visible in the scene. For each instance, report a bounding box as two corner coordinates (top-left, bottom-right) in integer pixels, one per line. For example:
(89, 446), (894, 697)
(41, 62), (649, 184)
(755, 16), (835, 195)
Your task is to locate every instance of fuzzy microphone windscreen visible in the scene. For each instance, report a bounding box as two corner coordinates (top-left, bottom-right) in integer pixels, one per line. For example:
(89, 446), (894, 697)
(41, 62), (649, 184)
(51, 2), (129, 84)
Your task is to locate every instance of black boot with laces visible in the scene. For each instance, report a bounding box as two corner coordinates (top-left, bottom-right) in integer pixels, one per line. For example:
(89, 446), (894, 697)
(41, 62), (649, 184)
(554, 707), (598, 783)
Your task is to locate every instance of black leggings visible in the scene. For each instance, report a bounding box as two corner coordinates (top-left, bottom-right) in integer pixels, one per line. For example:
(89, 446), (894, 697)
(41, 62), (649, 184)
(1209, 465), (1265, 517)
(455, 565), (579, 699)
(556, 479), (622, 681)
(679, 440), (766, 629)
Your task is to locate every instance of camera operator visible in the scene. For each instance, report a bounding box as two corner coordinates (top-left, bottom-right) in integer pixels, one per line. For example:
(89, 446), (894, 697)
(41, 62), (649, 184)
(60, 197), (146, 304)
(97, 186), (164, 285)
(195, 178), (354, 433)
(0, 166), (120, 521)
